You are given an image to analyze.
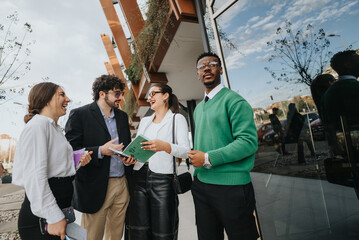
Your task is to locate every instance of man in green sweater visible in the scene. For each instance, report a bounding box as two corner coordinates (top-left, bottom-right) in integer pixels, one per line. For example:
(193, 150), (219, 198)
(188, 52), (259, 240)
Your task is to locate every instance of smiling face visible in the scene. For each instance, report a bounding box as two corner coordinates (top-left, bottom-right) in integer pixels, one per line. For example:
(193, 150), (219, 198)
(47, 87), (71, 119)
(197, 56), (223, 90)
(104, 88), (124, 108)
(147, 86), (169, 111)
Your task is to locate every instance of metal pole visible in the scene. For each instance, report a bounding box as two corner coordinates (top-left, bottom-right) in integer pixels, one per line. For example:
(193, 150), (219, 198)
(186, 100), (197, 148)
(339, 35), (347, 50)
(206, 0), (231, 88)
(194, 0), (211, 52)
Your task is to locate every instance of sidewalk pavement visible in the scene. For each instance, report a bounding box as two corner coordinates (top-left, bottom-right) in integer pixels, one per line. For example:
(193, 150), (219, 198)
(0, 184), (24, 233)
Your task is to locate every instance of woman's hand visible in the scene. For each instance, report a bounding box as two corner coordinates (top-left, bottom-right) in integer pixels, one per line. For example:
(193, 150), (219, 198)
(141, 139), (171, 153)
(47, 218), (67, 240)
(120, 155), (137, 165)
(80, 151), (93, 167)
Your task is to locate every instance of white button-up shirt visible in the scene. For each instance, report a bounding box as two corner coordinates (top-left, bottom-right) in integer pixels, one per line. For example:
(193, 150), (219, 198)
(12, 114), (75, 224)
(204, 84), (224, 101)
(133, 110), (190, 174)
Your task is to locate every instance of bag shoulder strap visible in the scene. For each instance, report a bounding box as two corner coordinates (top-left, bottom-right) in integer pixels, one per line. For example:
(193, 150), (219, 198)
(172, 114), (177, 175)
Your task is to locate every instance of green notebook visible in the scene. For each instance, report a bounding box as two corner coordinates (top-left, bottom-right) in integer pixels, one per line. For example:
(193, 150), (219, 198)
(109, 134), (156, 163)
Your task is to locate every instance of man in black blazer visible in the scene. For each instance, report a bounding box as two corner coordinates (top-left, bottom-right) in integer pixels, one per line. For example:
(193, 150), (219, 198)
(65, 75), (132, 240)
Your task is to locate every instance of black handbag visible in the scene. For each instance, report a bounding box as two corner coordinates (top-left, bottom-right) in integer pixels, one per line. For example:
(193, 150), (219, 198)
(172, 114), (192, 194)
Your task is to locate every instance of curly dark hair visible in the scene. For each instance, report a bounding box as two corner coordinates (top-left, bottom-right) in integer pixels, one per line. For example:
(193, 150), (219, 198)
(92, 75), (125, 101)
(196, 52), (222, 67)
(330, 50), (357, 76)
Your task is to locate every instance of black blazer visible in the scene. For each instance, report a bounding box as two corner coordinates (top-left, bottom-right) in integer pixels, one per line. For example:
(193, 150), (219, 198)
(65, 102), (131, 214)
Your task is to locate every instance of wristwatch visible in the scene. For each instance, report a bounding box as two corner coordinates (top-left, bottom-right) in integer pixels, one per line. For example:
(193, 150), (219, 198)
(203, 153), (212, 169)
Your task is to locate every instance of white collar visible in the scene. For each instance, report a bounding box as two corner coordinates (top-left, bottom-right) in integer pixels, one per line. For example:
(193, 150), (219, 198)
(148, 109), (173, 122)
(35, 114), (60, 129)
(338, 75), (358, 81)
(204, 84), (224, 101)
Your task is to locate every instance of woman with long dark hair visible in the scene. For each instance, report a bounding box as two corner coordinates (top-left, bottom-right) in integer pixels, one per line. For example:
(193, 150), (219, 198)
(12, 82), (92, 240)
(126, 83), (190, 240)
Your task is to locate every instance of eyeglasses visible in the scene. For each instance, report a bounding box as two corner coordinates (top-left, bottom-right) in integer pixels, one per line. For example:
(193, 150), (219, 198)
(197, 62), (219, 71)
(105, 90), (124, 98)
(147, 91), (164, 98)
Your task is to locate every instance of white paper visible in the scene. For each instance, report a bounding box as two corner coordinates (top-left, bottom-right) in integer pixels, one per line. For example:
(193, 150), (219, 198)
(66, 222), (87, 240)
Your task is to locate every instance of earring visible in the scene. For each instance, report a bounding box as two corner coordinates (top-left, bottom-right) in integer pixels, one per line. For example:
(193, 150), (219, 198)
(164, 99), (167, 103)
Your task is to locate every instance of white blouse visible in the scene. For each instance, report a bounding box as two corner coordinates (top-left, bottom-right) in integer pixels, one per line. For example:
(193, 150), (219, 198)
(133, 110), (190, 174)
(12, 114), (75, 224)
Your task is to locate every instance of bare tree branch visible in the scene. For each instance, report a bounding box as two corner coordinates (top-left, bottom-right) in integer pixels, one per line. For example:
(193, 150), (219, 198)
(0, 12), (33, 100)
(265, 21), (332, 86)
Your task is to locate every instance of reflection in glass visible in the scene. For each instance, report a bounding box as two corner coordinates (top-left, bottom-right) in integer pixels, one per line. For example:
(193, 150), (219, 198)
(203, 0), (359, 239)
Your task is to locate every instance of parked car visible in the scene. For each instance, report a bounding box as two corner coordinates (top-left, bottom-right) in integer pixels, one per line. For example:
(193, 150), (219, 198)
(257, 122), (273, 144)
(302, 112), (319, 123)
(310, 118), (326, 140)
(263, 113), (324, 145)
(262, 120), (287, 145)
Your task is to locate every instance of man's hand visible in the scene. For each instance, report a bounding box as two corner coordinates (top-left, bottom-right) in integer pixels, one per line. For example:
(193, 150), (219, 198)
(47, 218), (67, 240)
(188, 150), (205, 168)
(141, 139), (171, 153)
(120, 155), (137, 165)
(101, 138), (124, 156)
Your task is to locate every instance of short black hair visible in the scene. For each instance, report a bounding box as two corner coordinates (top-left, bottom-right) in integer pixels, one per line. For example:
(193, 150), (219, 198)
(330, 50), (357, 75)
(196, 52), (222, 67)
(272, 107), (279, 112)
(92, 74), (125, 101)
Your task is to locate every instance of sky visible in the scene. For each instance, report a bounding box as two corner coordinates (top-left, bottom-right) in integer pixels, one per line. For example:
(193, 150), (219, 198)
(1, 0), (358, 139)
(210, 0), (359, 108)
(0, 0), (137, 139)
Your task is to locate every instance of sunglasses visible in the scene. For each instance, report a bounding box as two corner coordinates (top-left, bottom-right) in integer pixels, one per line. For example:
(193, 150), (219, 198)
(147, 91), (164, 98)
(105, 90), (124, 98)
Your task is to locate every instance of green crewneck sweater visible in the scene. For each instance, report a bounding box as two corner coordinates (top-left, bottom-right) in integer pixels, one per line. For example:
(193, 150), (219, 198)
(193, 87), (258, 185)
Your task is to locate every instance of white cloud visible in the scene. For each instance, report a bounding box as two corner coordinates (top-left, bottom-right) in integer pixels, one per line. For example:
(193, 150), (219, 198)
(284, 0), (331, 20)
(248, 16), (260, 23)
(0, 0), (113, 138)
(252, 15), (274, 29)
(269, 2), (287, 15)
(261, 20), (281, 31)
(216, 0), (251, 29)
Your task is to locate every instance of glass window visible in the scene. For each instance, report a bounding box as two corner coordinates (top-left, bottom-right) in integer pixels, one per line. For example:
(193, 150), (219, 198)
(205, 0), (359, 239)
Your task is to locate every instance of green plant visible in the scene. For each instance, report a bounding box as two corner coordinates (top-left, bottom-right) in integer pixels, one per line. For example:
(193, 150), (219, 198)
(124, 0), (170, 85)
(123, 88), (137, 117)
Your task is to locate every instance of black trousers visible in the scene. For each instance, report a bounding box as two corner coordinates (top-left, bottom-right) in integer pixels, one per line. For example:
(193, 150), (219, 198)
(297, 137), (315, 164)
(18, 176), (74, 240)
(191, 177), (259, 240)
(128, 164), (178, 240)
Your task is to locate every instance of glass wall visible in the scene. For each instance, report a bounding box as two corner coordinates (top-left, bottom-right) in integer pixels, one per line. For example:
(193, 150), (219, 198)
(203, 0), (359, 239)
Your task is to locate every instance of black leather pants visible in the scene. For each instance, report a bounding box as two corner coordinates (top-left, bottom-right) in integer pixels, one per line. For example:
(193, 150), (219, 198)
(128, 164), (179, 240)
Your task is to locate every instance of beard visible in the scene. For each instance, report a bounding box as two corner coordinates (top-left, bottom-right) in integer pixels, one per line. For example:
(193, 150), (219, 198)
(203, 75), (221, 88)
(104, 95), (119, 108)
